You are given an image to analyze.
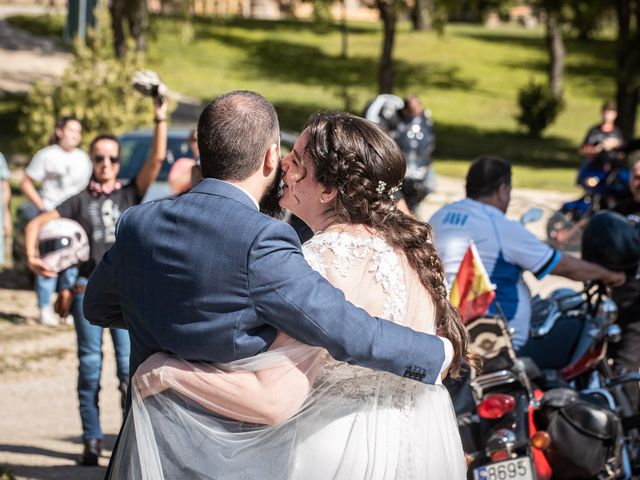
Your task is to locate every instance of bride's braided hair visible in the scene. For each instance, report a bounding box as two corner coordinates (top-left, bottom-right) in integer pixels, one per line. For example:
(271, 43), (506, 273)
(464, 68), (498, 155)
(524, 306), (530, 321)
(304, 112), (476, 378)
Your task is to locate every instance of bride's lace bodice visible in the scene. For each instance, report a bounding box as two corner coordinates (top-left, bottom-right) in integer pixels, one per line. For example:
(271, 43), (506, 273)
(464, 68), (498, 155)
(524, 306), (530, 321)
(303, 231), (408, 325)
(302, 227), (438, 405)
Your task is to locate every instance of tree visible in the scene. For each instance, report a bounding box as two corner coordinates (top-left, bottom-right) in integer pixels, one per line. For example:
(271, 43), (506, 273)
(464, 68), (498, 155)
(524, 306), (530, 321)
(18, 2), (154, 154)
(110, 0), (149, 58)
(376, 0), (400, 93)
(542, 2), (565, 99)
(613, 0), (640, 140)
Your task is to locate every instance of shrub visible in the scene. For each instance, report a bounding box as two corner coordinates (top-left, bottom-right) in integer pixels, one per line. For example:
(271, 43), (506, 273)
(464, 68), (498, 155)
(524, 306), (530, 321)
(17, 3), (154, 155)
(516, 80), (564, 138)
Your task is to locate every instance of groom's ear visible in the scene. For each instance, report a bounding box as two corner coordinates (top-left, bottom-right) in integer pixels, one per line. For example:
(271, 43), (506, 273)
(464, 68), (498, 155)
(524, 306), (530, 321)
(263, 143), (280, 176)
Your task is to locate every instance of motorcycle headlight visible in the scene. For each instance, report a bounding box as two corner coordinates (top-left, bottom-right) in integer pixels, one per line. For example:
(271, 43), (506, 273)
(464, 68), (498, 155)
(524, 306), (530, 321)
(586, 176), (600, 188)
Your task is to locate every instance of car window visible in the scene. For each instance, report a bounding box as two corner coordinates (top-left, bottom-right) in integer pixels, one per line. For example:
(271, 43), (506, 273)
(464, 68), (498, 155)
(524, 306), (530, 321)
(119, 135), (193, 182)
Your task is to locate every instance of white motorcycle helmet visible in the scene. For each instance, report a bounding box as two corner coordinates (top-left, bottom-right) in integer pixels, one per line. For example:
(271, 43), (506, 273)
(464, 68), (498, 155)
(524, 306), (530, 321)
(38, 218), (90, 273)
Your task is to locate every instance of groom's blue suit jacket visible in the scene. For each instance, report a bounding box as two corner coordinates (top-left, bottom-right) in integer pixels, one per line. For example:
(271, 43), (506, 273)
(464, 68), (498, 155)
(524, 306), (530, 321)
(84, 178), (446, 384)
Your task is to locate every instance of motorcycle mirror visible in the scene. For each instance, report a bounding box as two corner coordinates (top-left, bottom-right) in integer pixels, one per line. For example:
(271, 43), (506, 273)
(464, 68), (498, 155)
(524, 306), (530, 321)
(520, 208), (543, 225)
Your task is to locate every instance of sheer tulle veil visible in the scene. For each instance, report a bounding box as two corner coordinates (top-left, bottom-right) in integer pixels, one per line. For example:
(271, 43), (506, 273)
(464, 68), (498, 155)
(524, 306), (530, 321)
(111, 228), (466, 479)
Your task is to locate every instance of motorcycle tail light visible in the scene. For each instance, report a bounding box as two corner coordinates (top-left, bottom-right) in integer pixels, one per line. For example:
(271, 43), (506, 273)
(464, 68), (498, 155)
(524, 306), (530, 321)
(531, 431), (551, 450)
(477, 394), (516, 419)
(490, 450), (510, 462)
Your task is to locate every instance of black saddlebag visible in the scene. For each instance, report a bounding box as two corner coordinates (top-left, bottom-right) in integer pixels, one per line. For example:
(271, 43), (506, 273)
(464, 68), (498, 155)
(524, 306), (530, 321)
(534, 388), (622, 479)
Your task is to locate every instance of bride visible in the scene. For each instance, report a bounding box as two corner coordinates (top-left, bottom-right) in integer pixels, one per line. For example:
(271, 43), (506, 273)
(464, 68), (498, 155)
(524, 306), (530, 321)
(113, 112), (473, 479)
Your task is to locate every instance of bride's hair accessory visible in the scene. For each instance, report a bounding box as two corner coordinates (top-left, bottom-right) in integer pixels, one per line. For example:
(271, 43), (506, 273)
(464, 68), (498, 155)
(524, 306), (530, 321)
(376, 180), (401, 198)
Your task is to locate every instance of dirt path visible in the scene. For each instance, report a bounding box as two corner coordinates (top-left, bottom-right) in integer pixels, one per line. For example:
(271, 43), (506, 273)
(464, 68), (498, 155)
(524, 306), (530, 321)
(0, 5), (70, 95)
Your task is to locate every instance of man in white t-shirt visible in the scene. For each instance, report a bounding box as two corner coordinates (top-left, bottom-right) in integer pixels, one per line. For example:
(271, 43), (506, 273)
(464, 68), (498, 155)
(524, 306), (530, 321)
(20, 116), (92, 326)
(430, 155), (624, 350)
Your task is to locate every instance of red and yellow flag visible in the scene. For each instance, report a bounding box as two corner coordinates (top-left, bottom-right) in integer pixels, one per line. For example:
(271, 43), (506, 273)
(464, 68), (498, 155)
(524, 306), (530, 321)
(449, 242), (496, 323)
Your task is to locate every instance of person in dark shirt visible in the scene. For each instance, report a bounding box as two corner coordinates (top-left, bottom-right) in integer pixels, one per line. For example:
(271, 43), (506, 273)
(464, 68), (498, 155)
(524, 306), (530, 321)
(579, 101), (624, 175)
(392, 95), (436, 211)
(23, 96), (167, 466)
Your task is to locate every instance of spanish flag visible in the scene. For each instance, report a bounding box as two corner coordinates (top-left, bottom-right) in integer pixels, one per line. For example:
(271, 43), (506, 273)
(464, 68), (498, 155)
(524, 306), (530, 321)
(449, 242), (496, 323)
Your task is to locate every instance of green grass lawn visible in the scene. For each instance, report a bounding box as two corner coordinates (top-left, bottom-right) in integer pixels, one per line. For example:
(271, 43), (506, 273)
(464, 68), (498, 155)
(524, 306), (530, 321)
(7, 13), (635, 192)
(144, 16), (626, 192)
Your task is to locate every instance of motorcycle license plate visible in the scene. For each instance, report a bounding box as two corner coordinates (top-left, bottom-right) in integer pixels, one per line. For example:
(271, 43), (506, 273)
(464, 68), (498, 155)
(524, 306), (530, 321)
(473, 457), (533, 480)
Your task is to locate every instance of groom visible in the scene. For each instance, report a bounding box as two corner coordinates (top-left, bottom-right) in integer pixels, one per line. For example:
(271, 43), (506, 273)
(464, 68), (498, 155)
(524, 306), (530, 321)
(84, 90), (451, 467)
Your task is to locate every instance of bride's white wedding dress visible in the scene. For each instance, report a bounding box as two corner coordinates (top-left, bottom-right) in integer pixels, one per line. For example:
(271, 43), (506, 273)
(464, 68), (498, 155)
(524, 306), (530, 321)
(111, 227), (466, 479)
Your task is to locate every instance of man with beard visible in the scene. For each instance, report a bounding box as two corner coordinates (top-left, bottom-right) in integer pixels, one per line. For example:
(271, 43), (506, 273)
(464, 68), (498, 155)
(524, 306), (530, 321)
(84, 91), (454, 476)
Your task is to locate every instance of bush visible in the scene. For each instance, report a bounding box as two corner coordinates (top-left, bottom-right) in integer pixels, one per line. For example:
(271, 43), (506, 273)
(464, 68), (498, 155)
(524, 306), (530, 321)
(17, 3), (154, 155)
(516, 80), (564, 138)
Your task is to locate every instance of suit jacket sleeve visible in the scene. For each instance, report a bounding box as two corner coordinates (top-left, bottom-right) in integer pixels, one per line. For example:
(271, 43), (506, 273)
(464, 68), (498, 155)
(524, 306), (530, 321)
(247, 221), (447, 385)
(83, 216), (128, 330)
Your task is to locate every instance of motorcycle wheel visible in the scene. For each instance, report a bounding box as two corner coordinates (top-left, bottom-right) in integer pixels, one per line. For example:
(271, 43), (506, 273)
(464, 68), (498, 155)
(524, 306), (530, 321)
(546, 209), (583, 252)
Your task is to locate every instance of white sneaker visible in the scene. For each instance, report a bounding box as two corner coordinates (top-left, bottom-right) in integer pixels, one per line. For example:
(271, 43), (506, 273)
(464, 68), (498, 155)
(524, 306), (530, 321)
(62, 315), (74, 326)
(39, 305), (59, 327)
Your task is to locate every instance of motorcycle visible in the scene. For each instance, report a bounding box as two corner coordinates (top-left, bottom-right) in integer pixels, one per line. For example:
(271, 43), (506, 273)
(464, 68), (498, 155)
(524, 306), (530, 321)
(450, 208), (549, 480)
(527, 209), (640, 479)
(363, 94), (436, 210)
(520, 283), (640, 479)
(459, 314), (552, 480)
(546, 141), (640, 252)
(547, 165), (630, 252)
(458, 209), (640, 479)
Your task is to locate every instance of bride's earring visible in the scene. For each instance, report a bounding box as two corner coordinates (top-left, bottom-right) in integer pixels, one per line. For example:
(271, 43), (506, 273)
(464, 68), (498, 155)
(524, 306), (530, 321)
(320, 197), (325, 204)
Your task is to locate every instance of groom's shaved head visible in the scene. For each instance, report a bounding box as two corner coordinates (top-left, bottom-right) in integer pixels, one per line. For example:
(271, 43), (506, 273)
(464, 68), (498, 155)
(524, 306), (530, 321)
(198, 90), (280, 181)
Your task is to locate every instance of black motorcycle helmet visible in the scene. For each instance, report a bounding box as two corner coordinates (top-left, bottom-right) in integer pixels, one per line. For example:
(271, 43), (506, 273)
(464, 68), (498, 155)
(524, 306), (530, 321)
(581, 211), (640, 277)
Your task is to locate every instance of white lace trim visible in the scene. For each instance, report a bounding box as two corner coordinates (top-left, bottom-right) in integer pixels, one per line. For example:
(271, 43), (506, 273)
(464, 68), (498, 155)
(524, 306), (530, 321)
(302, 230), (408, 325)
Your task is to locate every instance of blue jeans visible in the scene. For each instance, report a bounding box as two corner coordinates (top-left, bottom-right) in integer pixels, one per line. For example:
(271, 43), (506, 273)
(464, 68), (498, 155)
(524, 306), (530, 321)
(72, 281), (130, 441)
(37, 268), (78, 308)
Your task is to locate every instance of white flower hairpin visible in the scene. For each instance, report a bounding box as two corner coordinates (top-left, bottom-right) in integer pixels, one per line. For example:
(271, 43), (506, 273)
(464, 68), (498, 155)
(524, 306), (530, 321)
(376, 180), (401, 198)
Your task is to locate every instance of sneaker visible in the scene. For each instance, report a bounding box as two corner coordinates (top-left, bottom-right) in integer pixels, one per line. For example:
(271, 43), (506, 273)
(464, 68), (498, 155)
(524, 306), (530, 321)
(79, 438), (101, 466)
(62, 315), (74, 326)
(39, 305), (59, 327)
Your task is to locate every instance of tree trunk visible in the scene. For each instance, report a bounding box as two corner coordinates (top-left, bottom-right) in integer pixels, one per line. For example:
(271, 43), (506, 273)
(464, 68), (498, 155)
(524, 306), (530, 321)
(110, 0), (126, 58)
(545, 8), (565, 100)
(377, 0), (396, 94)
(614, 0), (639, 140)
(411, 0), (426, 31)
(126, 0), (149, 52)
(340, 0), (348, 59)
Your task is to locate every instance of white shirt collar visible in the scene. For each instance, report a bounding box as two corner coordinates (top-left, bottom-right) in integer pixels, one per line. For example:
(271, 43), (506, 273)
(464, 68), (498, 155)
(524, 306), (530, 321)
(219, 180), (260, 210)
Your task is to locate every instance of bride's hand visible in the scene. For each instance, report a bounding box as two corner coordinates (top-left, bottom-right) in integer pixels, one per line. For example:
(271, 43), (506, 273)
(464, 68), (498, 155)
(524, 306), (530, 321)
(134, 353), (171, 398)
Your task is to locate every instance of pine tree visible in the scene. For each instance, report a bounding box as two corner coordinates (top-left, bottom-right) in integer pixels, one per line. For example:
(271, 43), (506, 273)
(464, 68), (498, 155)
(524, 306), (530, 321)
(18, 1), (154, 154)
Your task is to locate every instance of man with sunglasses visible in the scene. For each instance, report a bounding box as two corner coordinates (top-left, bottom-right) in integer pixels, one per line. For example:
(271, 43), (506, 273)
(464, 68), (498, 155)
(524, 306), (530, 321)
(24, 96), (168, 466)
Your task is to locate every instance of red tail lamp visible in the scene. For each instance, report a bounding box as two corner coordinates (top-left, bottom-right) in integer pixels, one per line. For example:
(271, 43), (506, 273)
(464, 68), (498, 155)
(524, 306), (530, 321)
(477, 394), (516, 419)
(490, 450), (511, 462)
